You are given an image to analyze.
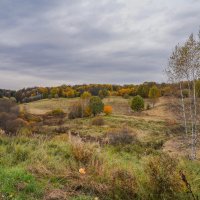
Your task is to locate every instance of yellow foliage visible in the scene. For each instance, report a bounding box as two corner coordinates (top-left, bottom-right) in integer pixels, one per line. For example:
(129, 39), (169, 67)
(84, 106), (92, 117)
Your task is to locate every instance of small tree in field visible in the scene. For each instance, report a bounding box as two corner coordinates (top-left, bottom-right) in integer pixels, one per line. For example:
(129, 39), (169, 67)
(148, 86), (161, 107)
(131, 95), (144, 112)
(166, 32), (200, 159)
(80, 91), (92, 117)
(89, 96), (104, 116)
(104, 105), (112, 115)
(81, 91), (92, 99)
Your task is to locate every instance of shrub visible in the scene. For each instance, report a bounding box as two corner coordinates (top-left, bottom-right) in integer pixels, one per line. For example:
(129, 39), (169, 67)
(110, 169), (137, 200)
(83, 106), (92, 117)
(71, 141), (95, 165)
(92, 117), (105, 126)
(68, 101), (92, 119)
(146, 103), (151, 110)
(145, 154), (185, 199)
(50, 109), (65, 116)
(123, 94), (130, 99)
(104, 105), (112, 115)
(17, 127), (32, 136)
(89, 96), (104, 116)
(68, 102), (82, 119)
(10, 97), (17, 102)
(6, 118), (28, 134)
(162, 86), (171, 96)
(0, 99), (28, 134)
(98, 89), (109, 99)
(148, 86), (161, 107)
(131, 95), (144, 112)
(107, 127), (136, 145)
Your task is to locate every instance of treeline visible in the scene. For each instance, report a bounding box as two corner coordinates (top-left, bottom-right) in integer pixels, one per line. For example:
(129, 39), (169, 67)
(0, 82), (172, 103)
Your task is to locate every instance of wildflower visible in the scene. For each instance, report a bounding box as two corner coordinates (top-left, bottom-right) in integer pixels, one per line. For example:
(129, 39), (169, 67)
(79, 168), (86, 174)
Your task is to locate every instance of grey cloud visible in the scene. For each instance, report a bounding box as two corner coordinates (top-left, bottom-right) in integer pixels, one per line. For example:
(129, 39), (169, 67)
(0, 0), (200, 89)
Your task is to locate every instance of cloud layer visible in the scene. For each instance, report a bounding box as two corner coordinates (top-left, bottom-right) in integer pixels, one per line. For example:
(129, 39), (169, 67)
(0, 0), (200, 89)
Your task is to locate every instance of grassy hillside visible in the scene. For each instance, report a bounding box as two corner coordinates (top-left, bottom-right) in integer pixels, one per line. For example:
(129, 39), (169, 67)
(1, 97), (200, 199)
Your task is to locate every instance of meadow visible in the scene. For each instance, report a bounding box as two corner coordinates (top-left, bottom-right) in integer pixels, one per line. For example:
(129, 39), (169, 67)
(0, 96), (200, 200)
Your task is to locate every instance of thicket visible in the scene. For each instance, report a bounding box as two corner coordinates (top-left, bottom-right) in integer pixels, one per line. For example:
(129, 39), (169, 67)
(0, 99), (28, 135)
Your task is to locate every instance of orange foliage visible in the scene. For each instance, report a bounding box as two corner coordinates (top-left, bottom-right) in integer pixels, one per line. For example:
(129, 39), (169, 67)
(104, 105), (112, 115)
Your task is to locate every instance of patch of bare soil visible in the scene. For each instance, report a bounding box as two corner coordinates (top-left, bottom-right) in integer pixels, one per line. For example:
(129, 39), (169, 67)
(163, 136), (190, 157)
(163, 136), (200, 158)
(44, 189), (68, 200)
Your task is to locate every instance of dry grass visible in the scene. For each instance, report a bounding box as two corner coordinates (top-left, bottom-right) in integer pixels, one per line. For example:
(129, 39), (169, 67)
(22, 98), (78, 115)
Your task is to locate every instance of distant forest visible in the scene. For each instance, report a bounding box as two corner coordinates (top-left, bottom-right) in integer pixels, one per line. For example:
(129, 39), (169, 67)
(0, 82), (174, 103)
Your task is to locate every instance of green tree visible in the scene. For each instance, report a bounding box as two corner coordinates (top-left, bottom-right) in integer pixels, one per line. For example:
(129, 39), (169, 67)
(137, 84), (149, 98)
(89, 96), (104, 116)
(98, 89), (109, 99)
(131, 95), (144, 112)
(148, 86), (161, 107)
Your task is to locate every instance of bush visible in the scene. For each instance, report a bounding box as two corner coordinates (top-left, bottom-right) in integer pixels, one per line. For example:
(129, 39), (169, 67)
(6, 118), (29, 134)
(10, 97), (17, 103)
(104, 105), (112, 115)
(50, 109), (65, 116)
(0, 99), (28, 134)
(89, 96), (104, 116)
(123, 94), (130, 99)
(110, 169), (137, 200)
(98, 89), (109, 99)
(145, 154), (185, 199)
(92, 117), (105, 126)
(107, 127), (136, 145)
(131, 95), (144, 112)
(68, 102), (82, 119)
(146, 103), (151, 110)
(71, 141), (95, 165)
(68, 101), (92, 119)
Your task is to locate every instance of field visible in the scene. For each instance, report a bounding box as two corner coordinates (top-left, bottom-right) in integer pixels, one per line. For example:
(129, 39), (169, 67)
(1, 96), (200, 199)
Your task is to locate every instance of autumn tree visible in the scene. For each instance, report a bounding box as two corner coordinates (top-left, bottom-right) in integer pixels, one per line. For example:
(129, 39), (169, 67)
(104, 105), (112, 115)
(148, 86), (161, 107)
(136, 84), (149, 98)
(81, 91), (92, 99)
(80, 91), (92, 117)
(89, 96), (104, 116)
(50, 88), (59, 98)
(98, 89), (109, 99)
(166, 32), (200, 159)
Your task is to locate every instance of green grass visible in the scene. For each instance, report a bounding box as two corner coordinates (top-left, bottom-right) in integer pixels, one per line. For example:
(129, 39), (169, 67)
(0, 167), (44, 200)
(2, 97), (200, 199)
(0, 133), (200, 199)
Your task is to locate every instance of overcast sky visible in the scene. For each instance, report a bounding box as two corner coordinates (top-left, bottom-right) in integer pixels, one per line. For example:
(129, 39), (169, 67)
(0, 0), (200, 89)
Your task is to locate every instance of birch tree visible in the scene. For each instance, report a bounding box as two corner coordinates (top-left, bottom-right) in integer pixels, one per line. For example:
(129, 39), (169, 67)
(166, 32), (200, 159)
